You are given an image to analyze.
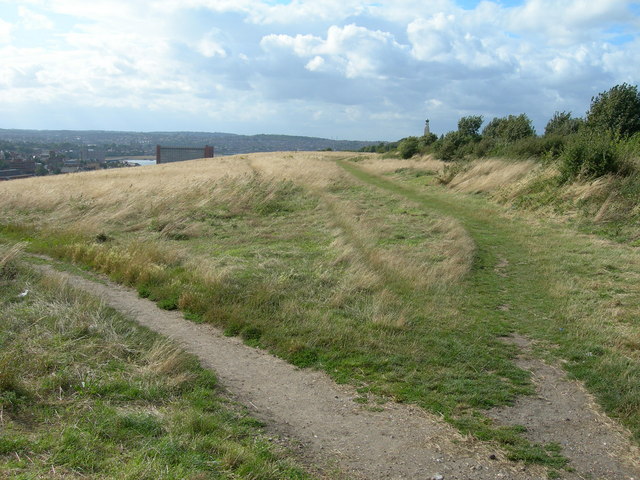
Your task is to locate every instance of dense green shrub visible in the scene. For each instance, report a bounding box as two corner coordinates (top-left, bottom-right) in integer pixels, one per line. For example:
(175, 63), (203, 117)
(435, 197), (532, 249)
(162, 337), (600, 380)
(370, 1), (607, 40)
(398, 136), (420, 159)
(545, 111), (583, 136)
(495, 135), (567, 160)
(457, 115), (484, 138)
(432, 131), (465, 161)
(421, 132), (438, 146)
(431, 116), (484, 161)
(360, 142), (397, 153)
(617, 132), (640, 163)
(471, 137), (496, 157)
(560, 132), (620, 181)
(483, 114), (536, 143)
(586, 83), (640, 138)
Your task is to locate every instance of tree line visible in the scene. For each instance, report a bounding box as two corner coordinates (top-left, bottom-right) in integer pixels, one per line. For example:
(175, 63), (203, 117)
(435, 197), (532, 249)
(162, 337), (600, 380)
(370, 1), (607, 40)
(363, 83), (640, 181)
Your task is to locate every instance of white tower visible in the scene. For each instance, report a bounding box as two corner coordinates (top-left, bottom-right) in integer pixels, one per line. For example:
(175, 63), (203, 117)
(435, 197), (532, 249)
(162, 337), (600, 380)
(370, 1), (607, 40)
(423, 119), (430, 136)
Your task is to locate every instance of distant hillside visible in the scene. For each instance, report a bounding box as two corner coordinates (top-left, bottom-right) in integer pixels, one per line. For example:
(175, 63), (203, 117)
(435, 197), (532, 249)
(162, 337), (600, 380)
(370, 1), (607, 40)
(0, 129), (380, 155)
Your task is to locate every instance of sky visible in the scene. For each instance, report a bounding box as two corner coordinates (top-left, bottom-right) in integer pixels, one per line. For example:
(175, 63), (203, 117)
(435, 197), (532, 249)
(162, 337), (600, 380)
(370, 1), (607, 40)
(0, 0), (639, 141)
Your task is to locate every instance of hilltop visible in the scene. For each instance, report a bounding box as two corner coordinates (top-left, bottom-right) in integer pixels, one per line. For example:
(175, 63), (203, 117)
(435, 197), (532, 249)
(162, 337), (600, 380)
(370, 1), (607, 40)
(0, 128), (381, 156)
(1, 152), (639, 479)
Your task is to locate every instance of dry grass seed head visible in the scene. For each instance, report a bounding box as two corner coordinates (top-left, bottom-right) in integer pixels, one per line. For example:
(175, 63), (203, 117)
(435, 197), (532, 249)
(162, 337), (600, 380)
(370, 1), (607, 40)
(360, 155), (445, 175)
(0, 242), (26, 279)
(143, 340), (197, 388)
(448, 159), (536, 193)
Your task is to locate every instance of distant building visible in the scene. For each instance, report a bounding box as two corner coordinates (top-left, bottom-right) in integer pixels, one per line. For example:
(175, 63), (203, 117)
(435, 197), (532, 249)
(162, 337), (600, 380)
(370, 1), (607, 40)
(0, 169), (33, 180)
(60, 159), (82, 174)
(0, 156), (36, 180)
(81, 145), (106, 163)
(156, 145), (214, 164)
(423, 119), (430, 136)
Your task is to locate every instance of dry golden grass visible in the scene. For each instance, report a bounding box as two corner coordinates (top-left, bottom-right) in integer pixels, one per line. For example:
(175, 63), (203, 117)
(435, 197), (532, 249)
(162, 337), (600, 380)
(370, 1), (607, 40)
(0, 155), (254, 233)
(447, 159), (536, 193)
(1, 150), (476, 306)
(0, 242), (25, 270)
(247, 151), (348, 189)
(359, 154), (445, 176)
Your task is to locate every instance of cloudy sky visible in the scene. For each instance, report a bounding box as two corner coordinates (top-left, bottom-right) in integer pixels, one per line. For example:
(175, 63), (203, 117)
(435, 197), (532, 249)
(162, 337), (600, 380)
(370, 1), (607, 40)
(0, 0), (639, 140)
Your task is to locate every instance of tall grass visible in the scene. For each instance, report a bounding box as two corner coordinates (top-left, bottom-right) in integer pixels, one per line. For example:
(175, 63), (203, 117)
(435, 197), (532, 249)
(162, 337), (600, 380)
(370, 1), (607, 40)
(2, 151), (628, 469)
(443, 159), (536, 194)
(448, 158), (640, 244)
(0, 251), (312, 479)
(0, 242), (25, 280)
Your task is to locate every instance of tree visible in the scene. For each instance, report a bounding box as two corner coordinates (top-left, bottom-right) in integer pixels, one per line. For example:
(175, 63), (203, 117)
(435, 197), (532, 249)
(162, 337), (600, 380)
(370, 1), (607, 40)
(434, 131), (464, 161)
(457, 115), (483, 138)
(586, 83), (640, 137)
(420, 132), (438, 146)
(398, 137), (420, 159)
(544, 111), (582, 136)
(483, 114), (536, 142)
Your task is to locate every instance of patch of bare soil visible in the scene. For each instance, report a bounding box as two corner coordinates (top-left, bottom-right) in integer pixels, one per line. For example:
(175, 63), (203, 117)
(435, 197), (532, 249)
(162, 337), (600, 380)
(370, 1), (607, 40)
(489, 335), (640, 479)
(34, 263), (640, 480)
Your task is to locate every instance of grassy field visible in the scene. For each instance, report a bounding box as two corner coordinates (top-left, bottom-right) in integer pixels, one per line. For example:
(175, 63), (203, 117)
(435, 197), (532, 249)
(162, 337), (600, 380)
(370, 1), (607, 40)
(1, 151), (639, 473)
(0, 244), (314, 479)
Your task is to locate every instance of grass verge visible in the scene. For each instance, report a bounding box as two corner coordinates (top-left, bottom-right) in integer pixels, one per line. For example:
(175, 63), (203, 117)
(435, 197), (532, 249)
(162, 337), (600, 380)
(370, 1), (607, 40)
(344, 158), (640, 445)
(0, 243), (313, 480)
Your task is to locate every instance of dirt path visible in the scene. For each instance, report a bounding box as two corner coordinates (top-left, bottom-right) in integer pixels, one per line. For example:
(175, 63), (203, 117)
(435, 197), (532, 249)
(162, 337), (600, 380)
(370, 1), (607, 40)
(489, 335), (640, 479)
(31, 262), (639, 480)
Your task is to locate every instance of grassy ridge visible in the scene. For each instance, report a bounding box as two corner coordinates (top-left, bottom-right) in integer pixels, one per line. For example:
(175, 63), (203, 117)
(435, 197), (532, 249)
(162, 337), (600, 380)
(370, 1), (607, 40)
(0, 244), (313, 479)
(1, 152), (639, 472)
(349, 158), (640, 440)
(440, 158), (640, 245)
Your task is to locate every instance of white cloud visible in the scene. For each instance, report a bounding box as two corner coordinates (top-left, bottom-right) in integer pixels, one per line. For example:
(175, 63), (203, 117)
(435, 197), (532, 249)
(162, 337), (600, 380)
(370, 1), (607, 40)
(508, 0), (633, 45)
(0, 18), (13, 44)
(0, 0), (638, 139)
(196, 31), (227, 58)
(18, 7), (54, 30)
(262, 24), (408, 79)
(305, 55), (325, 72)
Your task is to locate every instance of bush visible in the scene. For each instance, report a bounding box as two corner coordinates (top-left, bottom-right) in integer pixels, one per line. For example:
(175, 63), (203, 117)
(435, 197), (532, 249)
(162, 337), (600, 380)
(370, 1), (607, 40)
(458, 115), (483, 138)
(398, 137), (420, 159)
(560, 132), (620, 181)
(433, 131), (465, 161)
(586, 83), (640, 138)
(431, 117), (484, 161)
(545, 111), (583, 136)
(497, 135), (567, 160)
(483, 114), (536, 143)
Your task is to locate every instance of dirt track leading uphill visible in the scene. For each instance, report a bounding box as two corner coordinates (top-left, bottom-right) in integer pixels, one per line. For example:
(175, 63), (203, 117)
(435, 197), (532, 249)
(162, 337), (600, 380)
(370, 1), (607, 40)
(31, 261), (640, 480)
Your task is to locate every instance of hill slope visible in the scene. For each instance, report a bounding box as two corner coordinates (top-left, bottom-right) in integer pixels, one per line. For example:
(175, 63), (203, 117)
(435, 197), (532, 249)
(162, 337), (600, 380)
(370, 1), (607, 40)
(1, 152), (639, 477)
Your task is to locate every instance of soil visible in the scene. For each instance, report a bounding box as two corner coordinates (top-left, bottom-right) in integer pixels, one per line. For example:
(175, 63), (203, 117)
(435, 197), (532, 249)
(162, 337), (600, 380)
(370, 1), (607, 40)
(488, 335), (640, 479)
(35, 263), (640, 480)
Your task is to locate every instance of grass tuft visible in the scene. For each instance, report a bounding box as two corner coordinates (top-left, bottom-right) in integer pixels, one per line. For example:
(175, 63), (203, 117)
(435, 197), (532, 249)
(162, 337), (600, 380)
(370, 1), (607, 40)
(0, 262), (312, 479)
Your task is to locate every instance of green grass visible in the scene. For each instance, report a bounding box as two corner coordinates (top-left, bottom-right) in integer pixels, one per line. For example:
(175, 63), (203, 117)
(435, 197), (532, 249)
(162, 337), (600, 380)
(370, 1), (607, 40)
(2, 156), (639, 473)
(340, 160), (640, 439)
(0, 249), (314, 480)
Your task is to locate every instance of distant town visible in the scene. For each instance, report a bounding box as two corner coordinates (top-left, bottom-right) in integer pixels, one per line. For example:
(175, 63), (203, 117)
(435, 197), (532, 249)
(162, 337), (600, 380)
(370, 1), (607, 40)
(0, 129), (381, 181)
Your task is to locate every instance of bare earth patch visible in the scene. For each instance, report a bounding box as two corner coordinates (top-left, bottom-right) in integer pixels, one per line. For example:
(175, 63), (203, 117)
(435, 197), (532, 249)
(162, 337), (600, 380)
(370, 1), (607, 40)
(490, 335), (640, 479)
(34, 263), (640, 480)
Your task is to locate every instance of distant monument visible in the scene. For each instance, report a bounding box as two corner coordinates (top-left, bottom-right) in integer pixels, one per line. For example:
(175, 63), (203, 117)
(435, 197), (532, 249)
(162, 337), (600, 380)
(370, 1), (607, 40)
(423, 119), (430, 137)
